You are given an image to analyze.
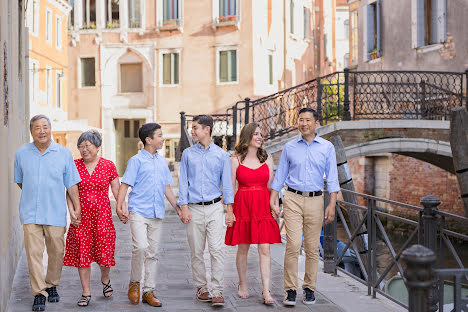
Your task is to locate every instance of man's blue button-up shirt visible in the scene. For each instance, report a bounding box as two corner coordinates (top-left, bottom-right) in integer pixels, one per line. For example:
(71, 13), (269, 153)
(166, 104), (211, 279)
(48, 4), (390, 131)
(271, 134), (340, 193)
(178, 142), (234, 205)
(14, 141), (81, 227)
(121, 149), (172, 219)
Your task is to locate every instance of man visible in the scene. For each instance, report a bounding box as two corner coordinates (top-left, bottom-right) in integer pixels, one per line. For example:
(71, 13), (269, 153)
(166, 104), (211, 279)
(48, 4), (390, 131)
(178, 115), (234, 306)
(270, 108), (339, 306)
(14, 115), (82, 311)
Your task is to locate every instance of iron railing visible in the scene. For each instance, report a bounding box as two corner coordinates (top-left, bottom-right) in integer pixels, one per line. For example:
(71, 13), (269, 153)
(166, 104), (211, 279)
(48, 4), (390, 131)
(178, 69), (467, 157)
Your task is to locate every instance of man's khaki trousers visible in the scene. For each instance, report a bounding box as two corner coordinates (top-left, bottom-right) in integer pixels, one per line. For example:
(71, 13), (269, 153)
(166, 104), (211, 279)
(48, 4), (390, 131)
(283, 191), (324, 291)
(186, 201), (225, 295)
(23, 224), (66, 297)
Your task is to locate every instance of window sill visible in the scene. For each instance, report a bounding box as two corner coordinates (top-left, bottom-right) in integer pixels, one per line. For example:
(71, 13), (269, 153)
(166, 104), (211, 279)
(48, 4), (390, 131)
(416, 43), (443, 53)
(117, 91), (144, 95)
(79, 86), (97, 90)
(366, 57), (382, 64)
(211, 17), (240, 30)
(217, 81), (239, 86)
(159, 84), (180, 88)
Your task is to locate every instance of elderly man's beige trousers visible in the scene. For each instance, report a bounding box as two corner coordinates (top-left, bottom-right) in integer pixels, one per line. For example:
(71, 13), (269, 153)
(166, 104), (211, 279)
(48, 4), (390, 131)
(283, 191), (324, 291)
(186, 201), (225, 295)
(23, 224), (66, 297)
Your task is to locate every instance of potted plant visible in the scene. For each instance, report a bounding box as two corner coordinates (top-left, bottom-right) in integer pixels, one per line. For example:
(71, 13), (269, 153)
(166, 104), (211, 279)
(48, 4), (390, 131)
(369, 48), (378, 60)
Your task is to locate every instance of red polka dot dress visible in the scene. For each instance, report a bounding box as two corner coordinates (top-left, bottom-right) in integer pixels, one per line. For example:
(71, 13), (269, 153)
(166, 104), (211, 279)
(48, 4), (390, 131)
(64, 158), (118, 268)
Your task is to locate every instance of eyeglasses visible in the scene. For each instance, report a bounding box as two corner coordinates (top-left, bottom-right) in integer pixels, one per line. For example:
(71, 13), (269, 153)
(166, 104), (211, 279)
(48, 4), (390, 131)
(78, 143), (93, 150)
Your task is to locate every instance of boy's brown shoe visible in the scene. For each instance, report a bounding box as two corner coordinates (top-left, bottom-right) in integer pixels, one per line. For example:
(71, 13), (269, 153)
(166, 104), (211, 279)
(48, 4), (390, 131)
(128, 282), (140, 304)
(196, 287), (212, 302)
(211, 292), (225, 306)
(142, 291), (162, 307)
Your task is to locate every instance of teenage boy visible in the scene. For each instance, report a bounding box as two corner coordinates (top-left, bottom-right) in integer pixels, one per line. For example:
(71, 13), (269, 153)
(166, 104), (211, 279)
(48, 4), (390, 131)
(178, 115), (234, 306)
(270, 108), (339, 306)
(116, 123), (180, 307)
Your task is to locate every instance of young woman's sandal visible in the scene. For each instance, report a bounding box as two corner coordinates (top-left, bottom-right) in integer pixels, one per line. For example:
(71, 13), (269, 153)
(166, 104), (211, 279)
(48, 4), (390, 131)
(262, 291), (275, 305)
(77, 295), (91, 307)
(102, 280), (113, 298)
(237, 284), (249, 299)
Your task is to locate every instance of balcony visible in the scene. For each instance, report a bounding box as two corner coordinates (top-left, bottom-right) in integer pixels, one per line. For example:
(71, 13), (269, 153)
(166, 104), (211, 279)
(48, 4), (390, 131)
(212, 15), (240, 30)
(157, 18), (183, 32)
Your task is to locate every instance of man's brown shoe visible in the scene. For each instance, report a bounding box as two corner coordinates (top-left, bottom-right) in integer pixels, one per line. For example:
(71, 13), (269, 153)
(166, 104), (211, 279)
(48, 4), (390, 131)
(142, 291), (162, 307)
(196, 287), (212, 302)
(128, 282), (140, 304)
(211, 293), (225, 306)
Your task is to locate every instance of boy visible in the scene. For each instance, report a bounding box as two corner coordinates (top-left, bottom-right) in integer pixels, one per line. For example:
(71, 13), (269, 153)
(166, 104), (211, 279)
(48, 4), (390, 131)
(178, 115), (234, 306)
(116, 123), (180, 307)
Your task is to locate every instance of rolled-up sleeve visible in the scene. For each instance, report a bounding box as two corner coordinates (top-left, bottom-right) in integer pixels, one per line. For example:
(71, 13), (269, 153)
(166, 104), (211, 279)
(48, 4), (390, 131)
(325, 144), (340, 193)
(64, 151), (81, 189)
(271, 146), (290, 192)
(14, 153), (23, 184)
(177, 151), (189, 206)
(122, 157), (138, 187)
(221, 153), (234, 204)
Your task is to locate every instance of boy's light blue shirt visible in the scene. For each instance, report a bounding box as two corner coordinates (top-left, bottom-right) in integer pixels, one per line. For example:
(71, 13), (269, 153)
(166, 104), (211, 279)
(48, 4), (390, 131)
(121, 149), (172, 219)
(14, 141), (81, 227)
(271, 134), (340, 193)
(178, 142), (234, 206)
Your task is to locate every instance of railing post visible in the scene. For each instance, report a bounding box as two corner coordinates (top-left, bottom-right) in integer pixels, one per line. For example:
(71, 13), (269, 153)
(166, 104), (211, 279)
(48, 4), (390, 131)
(420, 195), (440, 312)
(402, 244), (437, 312)
(244, 97), (251, 124)
(420, 80), (427, 118)
(317, 82), (323, 125)
(323, 181), (337, 274)
(465, 68), (468, 108)
(232, 104), (238, 149)
(180, 111), (186, 132)
(343, 68), (351, 121)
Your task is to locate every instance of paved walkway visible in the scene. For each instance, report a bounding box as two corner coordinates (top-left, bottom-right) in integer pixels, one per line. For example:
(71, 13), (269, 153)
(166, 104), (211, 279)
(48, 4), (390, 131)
(7, 209), (405, 312)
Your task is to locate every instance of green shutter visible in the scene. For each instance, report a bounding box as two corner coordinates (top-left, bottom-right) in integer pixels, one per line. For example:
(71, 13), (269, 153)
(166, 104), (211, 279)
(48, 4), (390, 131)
(220, 51), (228, 82)
(173, 53), (179, 84)
(268, 54), (273, 85)
(163, 54), (171, 84)
(229, 50), (237, 82)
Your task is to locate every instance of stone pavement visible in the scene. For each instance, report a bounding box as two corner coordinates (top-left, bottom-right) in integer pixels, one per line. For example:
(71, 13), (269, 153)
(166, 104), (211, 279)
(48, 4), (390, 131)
(7, 210), (404, 312)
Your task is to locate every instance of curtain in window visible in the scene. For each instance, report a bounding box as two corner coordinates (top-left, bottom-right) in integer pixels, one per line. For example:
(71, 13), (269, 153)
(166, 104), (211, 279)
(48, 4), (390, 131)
(128, 0), (141, 28)
(164, 0), (179, 21)
(219, 0), (236, 17)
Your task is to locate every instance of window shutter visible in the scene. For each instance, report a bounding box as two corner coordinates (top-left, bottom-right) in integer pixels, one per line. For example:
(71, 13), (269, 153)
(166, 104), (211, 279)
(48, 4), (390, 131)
(163, 54), (171, 84)
(434, 0), (446, 43)
(173, 0), (179, 19)
(290, 0), (294, 34)
(366, 4), (375, 59)
(219, 51), (228, 82)
(173, 53), (179, 84)
(163, 0), (169, 20)
(219, 0), (225, 16)
(229, 0), (236, 16)
(376, 0), (382, 57)
(416, 0), (425, 47)
(230, 50), (237, 82)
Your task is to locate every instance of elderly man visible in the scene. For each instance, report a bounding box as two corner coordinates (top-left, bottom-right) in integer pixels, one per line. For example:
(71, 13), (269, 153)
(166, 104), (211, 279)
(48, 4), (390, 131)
(14, 115), (82, 311)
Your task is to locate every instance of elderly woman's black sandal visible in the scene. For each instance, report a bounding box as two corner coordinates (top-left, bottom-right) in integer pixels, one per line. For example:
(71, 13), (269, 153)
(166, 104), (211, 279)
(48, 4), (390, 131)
(102, 280), (113, 298)
(77, 295), (91, 307)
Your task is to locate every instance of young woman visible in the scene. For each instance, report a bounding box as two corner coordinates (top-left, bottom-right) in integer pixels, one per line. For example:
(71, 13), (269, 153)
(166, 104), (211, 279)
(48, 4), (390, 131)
(225, 123), (281, 305)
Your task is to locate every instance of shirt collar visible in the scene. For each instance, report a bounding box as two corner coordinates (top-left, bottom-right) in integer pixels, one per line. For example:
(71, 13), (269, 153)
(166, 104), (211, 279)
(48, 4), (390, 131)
(296, 134), (322, 144)
(195, 141), (215, 151)
(30, 140), (58, 154)
(140, 148), (158, 159)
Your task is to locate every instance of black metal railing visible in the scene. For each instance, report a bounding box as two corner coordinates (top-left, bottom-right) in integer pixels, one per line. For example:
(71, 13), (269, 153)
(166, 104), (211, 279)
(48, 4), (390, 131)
(178, 69), (467, 157)
(318, 188), (468, 311)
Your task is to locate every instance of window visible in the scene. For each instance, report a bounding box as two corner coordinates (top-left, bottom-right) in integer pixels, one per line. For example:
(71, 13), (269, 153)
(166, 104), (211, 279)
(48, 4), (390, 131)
(350, 10), (358, 64)
(105, 0), (120, 28)
(163, 0), (179, 23)
(133, 120), (140, 138)
(56, 71), (63, 109)
(46, 8), (52, 45)
(128, 0), (141, 28)
(290, 0), (294, 34)
(80, 57), (96, 87)
(28, 0), (39, 36)
(82, 0), (96, 28)
(219, 0), (236, 17)
(124, 120), (130, 137)
(414, 0), (446, 47)
(120, 63), (143, 92)
(46, 67), (52, 107)
(365, 1), (381, 60)
(344, 19), (349, 40)
(303, 7), (309, 39)
(268, 54), (273, 85)
(162, 53), (179, 85)
(56, 16), (62, 50)
(213, 0), (239, 27)
(29, 60), (39, 107)
(218, 50), (237, 83)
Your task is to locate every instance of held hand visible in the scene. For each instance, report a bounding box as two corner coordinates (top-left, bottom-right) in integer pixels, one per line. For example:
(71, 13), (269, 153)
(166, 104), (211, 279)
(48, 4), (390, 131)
(75, 209), (81, 222)
(324, 204), (335, 225)
(70, 210), (80, 227)
(175, 205), (182, 217)
(180, 206), (191, 224)
(225, 211), (236, 227)
(271, 206), (281, 219)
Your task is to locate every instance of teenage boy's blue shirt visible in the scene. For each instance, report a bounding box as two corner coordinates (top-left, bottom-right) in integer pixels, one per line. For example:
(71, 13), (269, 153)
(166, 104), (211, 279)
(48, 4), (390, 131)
(122, 149), (172, 219)
(178, 142), (234, 205)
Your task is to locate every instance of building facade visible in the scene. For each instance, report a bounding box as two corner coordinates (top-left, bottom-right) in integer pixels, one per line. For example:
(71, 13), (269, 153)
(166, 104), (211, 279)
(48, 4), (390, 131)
(67, 0), (316, 173)
(0, 0), (28, 310)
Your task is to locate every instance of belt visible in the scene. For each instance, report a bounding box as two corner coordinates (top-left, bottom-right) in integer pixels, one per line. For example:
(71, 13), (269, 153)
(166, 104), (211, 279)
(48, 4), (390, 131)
(193, 197), (222, 206)
(287, 187), (322, 197)
(237, 186), (266, 191)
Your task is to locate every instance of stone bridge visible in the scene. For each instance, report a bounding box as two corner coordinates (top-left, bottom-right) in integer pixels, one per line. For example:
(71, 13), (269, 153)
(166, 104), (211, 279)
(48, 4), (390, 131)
(264, 119), (453, 173)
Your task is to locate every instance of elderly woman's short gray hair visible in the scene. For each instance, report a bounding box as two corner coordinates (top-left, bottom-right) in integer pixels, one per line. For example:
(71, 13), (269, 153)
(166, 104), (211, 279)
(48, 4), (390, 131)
(77, 130), (102, 148)
(30, 115), (51, 130)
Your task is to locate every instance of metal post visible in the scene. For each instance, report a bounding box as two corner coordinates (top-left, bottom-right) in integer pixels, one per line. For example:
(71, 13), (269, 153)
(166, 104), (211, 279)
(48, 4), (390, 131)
(180, 111), (186, 138)
(343, 68), (351, 121)
(244, 97), (251, 124)
(323, 181), (337, 274)
(420, 80), (427, 118)
(317, 82), (323, 125)
(420, 195), (440, 312)
(232, 104), (238, 148)
(465, 69), (468, 108)
(402, 244), (437, 312)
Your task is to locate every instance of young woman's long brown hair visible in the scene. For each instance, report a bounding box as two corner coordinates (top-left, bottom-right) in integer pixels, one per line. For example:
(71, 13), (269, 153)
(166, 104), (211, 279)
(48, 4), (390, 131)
(234, 123), (268, 163)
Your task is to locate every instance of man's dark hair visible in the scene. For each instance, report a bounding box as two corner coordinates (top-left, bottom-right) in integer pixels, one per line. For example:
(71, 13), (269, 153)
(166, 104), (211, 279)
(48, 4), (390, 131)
(298, 107), (319, 121)
(193, 115), (213, 136)
(139, 123), (161, 146)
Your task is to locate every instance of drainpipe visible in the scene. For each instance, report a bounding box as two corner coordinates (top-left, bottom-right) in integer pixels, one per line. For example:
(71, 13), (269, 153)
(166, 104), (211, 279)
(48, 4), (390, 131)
(283, 0), (287, 89)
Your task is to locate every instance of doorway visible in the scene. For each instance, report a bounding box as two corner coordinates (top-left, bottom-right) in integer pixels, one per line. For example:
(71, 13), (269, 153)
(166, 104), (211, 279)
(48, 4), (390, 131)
(114, 119), (145, 176)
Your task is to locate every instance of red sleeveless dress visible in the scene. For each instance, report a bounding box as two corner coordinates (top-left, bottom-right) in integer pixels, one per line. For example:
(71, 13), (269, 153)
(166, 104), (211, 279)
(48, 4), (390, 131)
(225, 161), (281, 245)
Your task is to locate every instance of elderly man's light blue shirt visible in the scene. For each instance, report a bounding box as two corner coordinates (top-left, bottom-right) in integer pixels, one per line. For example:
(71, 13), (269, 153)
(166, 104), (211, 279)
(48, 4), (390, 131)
(121, 149), (172, 219)
(178, 142), (234, 205)
(271, 134), (340, 193)
(14, 141), (81, 227)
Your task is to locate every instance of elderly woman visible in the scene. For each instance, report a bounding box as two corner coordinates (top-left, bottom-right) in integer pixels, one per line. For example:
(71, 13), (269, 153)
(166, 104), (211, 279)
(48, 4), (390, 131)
(63, 130), (120, 307)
